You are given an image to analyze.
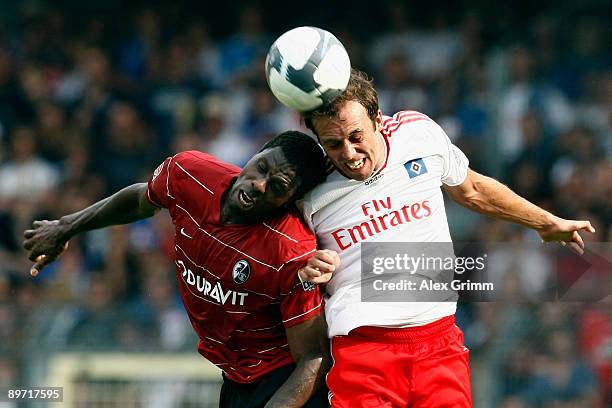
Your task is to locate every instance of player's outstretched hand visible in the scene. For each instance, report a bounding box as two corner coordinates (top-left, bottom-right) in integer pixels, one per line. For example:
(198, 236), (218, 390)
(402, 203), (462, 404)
(537, 216), (596, 255)
(23, 220), (70, 277)
(298, 249), (340, 284)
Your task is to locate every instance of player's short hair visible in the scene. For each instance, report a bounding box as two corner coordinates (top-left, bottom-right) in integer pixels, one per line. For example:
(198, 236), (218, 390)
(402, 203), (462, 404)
(301, 69), (379, 135)
(260, 131), (327, 199)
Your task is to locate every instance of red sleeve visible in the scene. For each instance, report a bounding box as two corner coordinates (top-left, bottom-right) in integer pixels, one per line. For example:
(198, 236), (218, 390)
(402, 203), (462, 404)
(279, 256), (324, 329)
(147, 151), (237, 211)
(146, 156), (174, 208)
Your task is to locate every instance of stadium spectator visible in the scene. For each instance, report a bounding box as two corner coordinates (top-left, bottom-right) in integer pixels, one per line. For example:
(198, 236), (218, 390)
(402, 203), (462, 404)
(523, 329), (598, 406)
(497, 45), (575, 162)
(0, 126), (60, 202)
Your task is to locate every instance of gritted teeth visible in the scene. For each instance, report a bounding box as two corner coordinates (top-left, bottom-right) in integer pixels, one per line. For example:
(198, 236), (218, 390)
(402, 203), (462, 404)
(346, 158), (365, 170)
(239, 190), (254, 207)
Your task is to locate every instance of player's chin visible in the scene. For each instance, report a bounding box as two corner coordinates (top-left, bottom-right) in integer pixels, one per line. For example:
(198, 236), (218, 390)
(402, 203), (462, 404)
(233, 188), (255, 211)
(343, 162), (371, 180)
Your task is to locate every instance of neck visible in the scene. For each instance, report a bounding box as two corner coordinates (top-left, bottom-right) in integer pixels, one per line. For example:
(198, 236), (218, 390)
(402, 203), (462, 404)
(220, 183), (242, 225)
(220, 201), (233, 224)
(220, 188), (260, 225)
(372, 131), (386, 173)
(219, 191), (233, 224)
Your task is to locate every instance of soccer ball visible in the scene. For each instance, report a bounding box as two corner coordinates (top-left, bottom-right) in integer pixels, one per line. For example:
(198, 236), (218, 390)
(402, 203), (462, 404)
(265, 26), (351, 112)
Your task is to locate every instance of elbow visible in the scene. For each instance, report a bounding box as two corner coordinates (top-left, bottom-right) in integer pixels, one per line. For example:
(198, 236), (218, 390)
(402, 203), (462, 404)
(294, 350), (326, 381)
(464, 179), (486, 205)
(461, 174), (506, 214)
(296, 350), (324, 368)
(459, 172), (492, 207)
(448, 186), (479, 209)
(471, 173), (492, 192)
(456, 191), (479, 208)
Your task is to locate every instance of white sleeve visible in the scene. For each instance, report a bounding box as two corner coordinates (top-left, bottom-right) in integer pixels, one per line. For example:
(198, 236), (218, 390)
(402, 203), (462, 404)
(442, 143), (469, 186)
(394, 118), (470, 186)
(431, 123), (469, 186)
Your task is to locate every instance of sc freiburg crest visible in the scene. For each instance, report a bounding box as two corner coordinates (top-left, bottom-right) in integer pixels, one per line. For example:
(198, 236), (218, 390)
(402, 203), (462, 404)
(232, 260), (251, 284)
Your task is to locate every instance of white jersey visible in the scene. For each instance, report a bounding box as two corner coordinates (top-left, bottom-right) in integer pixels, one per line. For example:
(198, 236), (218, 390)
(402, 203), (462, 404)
(301, 111), (469, 337)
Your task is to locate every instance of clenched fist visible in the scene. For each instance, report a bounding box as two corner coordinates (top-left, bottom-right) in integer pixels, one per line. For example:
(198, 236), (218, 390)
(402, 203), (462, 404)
(23, 220), (71, 276)
(298, 249), (340, 285)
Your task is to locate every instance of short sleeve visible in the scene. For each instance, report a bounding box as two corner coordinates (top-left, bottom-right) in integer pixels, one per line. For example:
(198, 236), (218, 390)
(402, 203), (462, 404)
(442, 143), (469, 186)
(432, 124), (469, 186)
(278, 258), (323, 329)
(146, 156), (174, 208)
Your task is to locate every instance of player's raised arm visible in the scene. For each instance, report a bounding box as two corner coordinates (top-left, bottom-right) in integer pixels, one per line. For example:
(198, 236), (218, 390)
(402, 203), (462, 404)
(444, 169), (596, 254)
(23, 182), (158, 276)
(265, 313), (329, 408)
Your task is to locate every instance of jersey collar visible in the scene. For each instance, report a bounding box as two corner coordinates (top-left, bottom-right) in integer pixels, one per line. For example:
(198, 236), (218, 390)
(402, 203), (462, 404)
(370, 131), (390, 179)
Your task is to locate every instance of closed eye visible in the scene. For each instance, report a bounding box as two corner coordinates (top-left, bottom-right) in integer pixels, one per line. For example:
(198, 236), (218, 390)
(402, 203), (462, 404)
(270, 180), (290, 196)
(324, 140), (342, 149)
(349, 131), (363, 143)
(257, 159), (268, 173)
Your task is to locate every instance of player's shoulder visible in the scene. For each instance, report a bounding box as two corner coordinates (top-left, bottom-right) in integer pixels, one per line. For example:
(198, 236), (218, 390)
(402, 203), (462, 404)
(265, 207), (316, 245)
(380, 110), (437, 138)
(172, 150), (241, 174)
(166, 150), (240, 196)
(380, 110), (450, 155)
(262, 208), (317, 261)
(171, 150), (240, 182)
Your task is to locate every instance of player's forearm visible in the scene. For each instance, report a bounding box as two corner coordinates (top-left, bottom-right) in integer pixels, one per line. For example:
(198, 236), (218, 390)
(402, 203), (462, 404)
(265, 352), (326, 408)
(458, 174), (556, 230)
(59, 183), (157, 240)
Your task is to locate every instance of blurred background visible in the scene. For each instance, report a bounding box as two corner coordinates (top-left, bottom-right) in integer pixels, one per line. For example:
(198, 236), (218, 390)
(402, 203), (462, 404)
(0, 0), (610, 406)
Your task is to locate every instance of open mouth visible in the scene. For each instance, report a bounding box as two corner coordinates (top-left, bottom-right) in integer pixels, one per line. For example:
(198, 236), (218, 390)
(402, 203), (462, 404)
(346, 158), (365, 171)
(238, 190), (255, 208)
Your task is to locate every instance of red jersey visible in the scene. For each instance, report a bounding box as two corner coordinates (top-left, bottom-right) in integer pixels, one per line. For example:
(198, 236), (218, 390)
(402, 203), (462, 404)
(146, 151), (323, 383)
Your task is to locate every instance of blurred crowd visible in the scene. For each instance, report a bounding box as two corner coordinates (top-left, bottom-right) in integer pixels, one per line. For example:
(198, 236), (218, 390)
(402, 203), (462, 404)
(0, 1), (610, 407)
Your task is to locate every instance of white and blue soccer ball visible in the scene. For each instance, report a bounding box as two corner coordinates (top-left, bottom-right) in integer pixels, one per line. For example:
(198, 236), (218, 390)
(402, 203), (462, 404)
(265, 26), (351, 112)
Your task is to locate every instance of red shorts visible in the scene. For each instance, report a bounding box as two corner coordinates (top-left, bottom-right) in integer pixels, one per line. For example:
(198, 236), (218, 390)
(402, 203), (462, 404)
(327, 315), (471, 407)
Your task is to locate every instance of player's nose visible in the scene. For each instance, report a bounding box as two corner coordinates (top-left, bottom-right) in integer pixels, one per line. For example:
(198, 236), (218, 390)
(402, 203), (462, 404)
(252, 178), (266, 194)
(340, 142), (356, 160)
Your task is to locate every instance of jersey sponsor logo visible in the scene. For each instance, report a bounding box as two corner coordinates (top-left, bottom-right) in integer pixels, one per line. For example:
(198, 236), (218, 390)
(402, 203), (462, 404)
(331, 196), (432, 250)
(176, 259), (249, 306)
(364, 172), (384, 186)
(405, 158), (428, 178)
(232, 260), (251, 284)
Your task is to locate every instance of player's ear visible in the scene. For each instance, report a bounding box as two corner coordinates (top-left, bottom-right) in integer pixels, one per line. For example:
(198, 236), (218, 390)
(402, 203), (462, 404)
(375, 110), (382, 132)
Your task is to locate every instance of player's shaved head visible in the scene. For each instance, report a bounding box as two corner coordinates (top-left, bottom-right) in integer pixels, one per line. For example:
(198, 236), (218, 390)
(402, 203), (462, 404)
(260, 130), (327, 199)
